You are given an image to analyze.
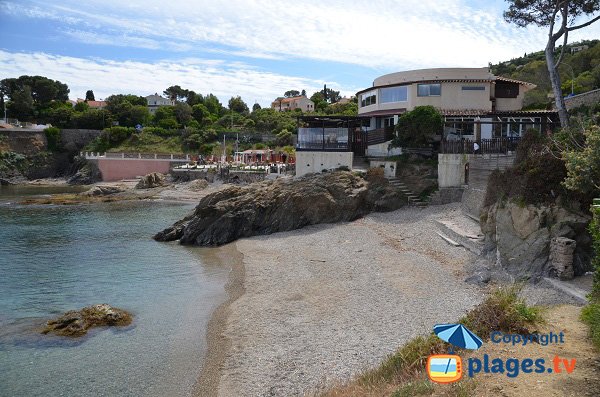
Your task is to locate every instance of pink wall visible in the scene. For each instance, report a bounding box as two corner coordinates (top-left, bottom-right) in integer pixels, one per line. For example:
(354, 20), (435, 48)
(97, 159), (172, 181)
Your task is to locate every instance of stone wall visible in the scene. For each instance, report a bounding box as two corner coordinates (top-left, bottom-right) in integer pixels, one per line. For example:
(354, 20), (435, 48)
(0, 129), (47, 155)
(429, 187), (464, 205)
(438, 153), (471, 188)
(60, 129), (102, 152)
(564, 88), (600, 110)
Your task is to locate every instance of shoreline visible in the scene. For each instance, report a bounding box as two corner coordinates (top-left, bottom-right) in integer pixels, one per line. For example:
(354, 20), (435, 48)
(193, 243), (245, 397)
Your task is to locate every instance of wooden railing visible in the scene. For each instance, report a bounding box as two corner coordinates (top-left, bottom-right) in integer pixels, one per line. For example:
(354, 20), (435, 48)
(440, 137), (521, 154)
(367, 127), (395, 145)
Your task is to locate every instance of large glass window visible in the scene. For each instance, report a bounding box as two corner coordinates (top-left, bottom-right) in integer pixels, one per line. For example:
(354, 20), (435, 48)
(360, 90), (377, 107)
(380, 86), (408, 103)
(417, 83), (441, 97)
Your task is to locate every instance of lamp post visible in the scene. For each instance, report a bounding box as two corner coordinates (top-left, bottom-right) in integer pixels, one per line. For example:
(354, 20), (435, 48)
(562, 64), (575, 96)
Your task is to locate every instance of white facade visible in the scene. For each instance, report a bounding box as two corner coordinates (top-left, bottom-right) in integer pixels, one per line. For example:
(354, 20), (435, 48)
(146, 94), (174, 114)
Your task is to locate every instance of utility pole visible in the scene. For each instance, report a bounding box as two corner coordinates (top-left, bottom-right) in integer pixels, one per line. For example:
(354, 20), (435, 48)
(3, 95), (7, 124)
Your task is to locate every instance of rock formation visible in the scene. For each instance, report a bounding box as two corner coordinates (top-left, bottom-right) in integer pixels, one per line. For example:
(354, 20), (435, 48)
(67, 157), (102, 185)
(481, 201), (592, 280)
(42, 304), (132, 337)
(136, 172), (166, 189)
(155, 171), (405, 246)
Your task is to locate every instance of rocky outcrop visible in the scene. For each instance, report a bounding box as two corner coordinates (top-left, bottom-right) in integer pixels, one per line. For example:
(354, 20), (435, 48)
(189, 179), (209, 191)
(481, 201), (592, 280)
(67, 157), (102, 185)
(136, 172), (166, 189)
(155, 171), (405, 246)
(42, 304), (132, 337)
(82, 185), (126, 196)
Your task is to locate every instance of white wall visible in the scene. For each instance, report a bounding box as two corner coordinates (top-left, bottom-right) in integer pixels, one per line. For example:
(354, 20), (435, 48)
(366, 141), (402, 157)
(438, 153), (474, 188)
(296, 151), (353, 176)
(370, 161), (397, 177)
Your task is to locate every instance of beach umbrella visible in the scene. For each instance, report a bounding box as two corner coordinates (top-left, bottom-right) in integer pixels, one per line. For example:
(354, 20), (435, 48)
(433, 323), (483, 350)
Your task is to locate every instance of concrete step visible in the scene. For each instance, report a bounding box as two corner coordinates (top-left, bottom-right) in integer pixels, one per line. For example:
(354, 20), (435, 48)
(434, 217), (484, 255)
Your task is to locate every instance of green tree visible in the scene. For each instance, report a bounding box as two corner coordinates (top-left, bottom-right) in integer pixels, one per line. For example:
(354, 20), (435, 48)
(85, 90), (95, 101)
(163, 85), (189, 103)
(8, 86), (34, 121)
(504, 0), (600, 127)
(47, 106), (74, 128)
(392, 106), (443, 148)
(284, 90), (300, 98)
(71, 109), (109, 129)
(228, 96), (249, 114)
(562, 124), (600, 195)
(204, 94), (224, 116)
(192, 103), (211, 126)
(252, 102), (261, 112)
(74, 101), (89, 112)
(174, 102), (193, 126)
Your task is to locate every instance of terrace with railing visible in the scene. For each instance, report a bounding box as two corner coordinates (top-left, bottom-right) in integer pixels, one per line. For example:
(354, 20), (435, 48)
(440, 137), (521, 154)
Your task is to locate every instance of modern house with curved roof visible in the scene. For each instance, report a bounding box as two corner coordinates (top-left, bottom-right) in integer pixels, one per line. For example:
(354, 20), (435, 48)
(356, 67), (555, 144)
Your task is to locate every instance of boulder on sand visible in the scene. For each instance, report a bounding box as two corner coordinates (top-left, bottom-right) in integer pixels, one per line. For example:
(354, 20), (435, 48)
(136, 172), (166, 189)
(42, 304), (133, 337)
(154, 171), (405, 246)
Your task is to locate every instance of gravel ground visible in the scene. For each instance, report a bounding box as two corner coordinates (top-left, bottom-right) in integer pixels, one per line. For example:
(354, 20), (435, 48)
(217, 203), (483, 397)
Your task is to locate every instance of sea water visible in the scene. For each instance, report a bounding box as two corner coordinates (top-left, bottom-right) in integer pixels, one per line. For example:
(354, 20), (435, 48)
(0, 186), (231, 397)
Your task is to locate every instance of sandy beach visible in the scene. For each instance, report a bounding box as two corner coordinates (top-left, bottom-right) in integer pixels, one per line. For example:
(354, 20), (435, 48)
(197, 203), (484, 397)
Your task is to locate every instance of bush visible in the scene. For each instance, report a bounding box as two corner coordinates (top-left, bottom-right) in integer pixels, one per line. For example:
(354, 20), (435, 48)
(461, 285), (543, 339)
(581, 303), (600, 349)
(393, 106), (443, 148)
(103, 126), (134, 144)
(44, 127), (61, 152)
(590, 202), (600, 300)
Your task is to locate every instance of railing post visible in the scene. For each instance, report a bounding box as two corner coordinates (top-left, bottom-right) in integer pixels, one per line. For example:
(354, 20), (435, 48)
(170, 154), (174, 160)
(122, 153), (125, 159)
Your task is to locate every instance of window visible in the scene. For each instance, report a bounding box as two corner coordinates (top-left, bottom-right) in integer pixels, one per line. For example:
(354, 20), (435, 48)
(495, 82), (519, 98)
(380, 86), (408, 103)
(462, 86), (485, 91)
(417, 83), (441, 97)
(360, 90), (377, 107)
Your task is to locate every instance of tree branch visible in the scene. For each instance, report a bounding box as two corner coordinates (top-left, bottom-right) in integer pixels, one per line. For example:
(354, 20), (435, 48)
(555, 29), (569, 68)
(567, 14), (600, 31)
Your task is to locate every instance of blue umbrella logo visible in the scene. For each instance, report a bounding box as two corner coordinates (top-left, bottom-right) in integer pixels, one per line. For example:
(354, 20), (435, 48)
(433, 323), (483, 350)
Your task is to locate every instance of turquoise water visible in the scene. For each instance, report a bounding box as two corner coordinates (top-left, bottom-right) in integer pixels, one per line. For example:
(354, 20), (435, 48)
(0, 188), (232, 397)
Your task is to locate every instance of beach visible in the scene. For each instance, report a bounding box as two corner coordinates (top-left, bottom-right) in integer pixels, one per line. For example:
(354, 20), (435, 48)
(197, 203), (484, 396)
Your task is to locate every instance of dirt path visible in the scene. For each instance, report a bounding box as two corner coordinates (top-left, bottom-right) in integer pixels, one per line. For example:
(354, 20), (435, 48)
(463, 305), (600, 397)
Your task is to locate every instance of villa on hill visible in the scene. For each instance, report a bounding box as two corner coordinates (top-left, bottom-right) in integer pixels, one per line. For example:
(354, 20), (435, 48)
(145, 94), (174, 114)
(271, 95), (314, 112)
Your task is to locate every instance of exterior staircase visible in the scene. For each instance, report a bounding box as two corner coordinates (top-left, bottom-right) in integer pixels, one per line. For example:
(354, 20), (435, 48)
(387, 177), (427, 208)
(352, 155), (369, 172)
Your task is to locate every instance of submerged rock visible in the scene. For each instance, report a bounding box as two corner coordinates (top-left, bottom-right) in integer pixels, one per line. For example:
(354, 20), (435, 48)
(154, 171), (405, 246)
(42, 304), (133, 337)
(136, 172), (166, 189)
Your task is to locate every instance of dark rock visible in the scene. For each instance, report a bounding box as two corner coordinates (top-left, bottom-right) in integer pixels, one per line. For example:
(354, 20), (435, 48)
(481, 201), (592, 280)
(136, 172), (166, 189)
(154, 171), (405, 246)
(67, 157), (102, 185)
(42, 304), (132, 337)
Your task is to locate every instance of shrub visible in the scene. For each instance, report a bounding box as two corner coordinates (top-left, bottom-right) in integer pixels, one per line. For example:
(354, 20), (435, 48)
(461, 285), (543, 339)
(44, 127), (61, 152)
(590, 201), (600, 300)
(581, 303), (600, 349)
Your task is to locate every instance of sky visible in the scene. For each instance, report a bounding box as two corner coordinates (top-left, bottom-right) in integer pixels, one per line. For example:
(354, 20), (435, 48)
(0, 0), (599, 107)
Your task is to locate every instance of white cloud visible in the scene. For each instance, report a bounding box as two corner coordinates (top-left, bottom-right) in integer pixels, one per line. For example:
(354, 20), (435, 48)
(0, 50), (354, 106)
(1, 0), (575, 68)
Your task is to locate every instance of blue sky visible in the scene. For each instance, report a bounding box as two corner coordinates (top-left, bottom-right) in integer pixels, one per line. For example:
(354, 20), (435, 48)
(1, 0), (599, 106)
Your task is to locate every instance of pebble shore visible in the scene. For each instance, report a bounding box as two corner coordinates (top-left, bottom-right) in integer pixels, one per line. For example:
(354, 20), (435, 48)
(209, 203), (483, 397)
